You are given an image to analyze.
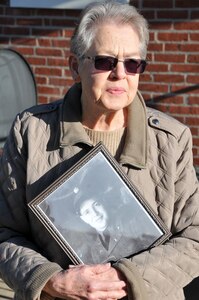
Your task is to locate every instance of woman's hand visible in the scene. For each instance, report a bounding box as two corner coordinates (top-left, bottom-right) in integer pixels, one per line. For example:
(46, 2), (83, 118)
(43, 263), (127, 300)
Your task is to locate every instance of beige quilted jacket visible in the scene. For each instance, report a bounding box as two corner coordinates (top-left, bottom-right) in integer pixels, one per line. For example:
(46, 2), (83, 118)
(0, 84), (198, 300)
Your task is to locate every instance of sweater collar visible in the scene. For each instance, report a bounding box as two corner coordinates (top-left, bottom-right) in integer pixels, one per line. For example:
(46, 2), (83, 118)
(60, 83), (147, 169)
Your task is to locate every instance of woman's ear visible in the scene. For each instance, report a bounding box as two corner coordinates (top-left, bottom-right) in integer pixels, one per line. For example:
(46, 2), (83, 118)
(69, 55), (81, 82)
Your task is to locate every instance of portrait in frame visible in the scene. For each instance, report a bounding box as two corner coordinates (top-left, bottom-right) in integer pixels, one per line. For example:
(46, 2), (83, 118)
(28, 142), (171, 265)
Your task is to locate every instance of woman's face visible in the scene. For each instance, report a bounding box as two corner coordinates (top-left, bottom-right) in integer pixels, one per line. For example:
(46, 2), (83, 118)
(79, 199), (108, 232)
(76, 22), (141, 116)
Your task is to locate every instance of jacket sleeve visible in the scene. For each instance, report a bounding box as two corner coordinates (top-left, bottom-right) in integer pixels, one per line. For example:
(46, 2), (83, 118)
(123, 127), (199, 300)
(0, 115), (62, 300)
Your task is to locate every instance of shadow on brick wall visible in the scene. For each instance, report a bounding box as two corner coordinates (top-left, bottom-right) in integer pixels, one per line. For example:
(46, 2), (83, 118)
(146, 84), (199, 103)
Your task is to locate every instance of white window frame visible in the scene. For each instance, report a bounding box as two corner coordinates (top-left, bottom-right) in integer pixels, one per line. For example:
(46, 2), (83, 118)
(10, 0), (129, 9)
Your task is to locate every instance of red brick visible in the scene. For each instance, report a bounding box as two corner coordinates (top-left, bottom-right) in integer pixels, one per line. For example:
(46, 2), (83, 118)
(44, 18), (50, 26)
(13, 47), (34, 55)
(187, 54), (199, 63)
(190, 33), (199, 41)
(154, 54), (186, 63)
(171, 84), (199, 94)
(157, 32), (188, 41)
(143, 0), (173, 8)
(3, 27), (29, 35)
(165, 43), (199, 52)
(36, 48), (62, 57)
(191, 11), (199, 18)
(64, 51), (72, 60)
(165, 44), (181, 51)
(38, 39), (51, 47)
(141, 11), (155, 20)
(63, 9), (80, 18)
(157, 10), (188, 19)
(190, 127), (198, 136)
(52, 39), (70, 48)
(139, 74), (151, 81)
(163, 96), (184, 104)
(0, 37), (10, 44)
(63, 29), (74, 38)
(35, 76), (48, 84)
(38, 86), (61, 95)
(16, 18), (42, 26)
(148, 43), (163, 51)
(146, 64), (169, 72)
(49, 95), (62, 102)
(153, 74), (184, 83)
(0, 17), (14, 25)
(32, 28), (61, 37)
(47, 58), (67, 67)
(149, 32), (155, 41)
(139, 83), (168, 93)
(65, 79), (74, 87)
(146, 53), (152, 61)
(171, 116), (185, 123)
(193, 158), (199, 167)
(5, 8), (35, 16)
(51, 19), (76, 27)
(35, 67), (62, 76)
(38, 96), (48, 104)
(11, 38), (36, 46)
(181, 44), (199, 52)
(64, 69), (73, 77)
(151, 104), (168, 113)
(171, 64), (199, 73)
(175, 0), (199, 8)
(37, 9), (65, 16)
(149, 21), (172, 30)
(147, 94), (185, 105)
(188, 97), (199, 105)
(141, 93), (152, 101)
(27, 57), (46, 66)
(174, 21), (199, 30)
(49, 78), (67, 86)
(187, 75), (199, 84)
(168, 106), (199, 115)
(193, 138), (199, 147)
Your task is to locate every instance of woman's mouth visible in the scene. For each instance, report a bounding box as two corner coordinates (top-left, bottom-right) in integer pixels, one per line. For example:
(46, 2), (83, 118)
(107, 88), (126, 95)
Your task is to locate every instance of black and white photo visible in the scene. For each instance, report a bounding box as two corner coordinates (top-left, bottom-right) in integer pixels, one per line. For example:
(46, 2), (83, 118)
(29, 143), (171, 265)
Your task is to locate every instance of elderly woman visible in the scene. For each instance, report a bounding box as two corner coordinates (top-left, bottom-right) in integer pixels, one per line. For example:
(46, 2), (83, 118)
(0, 1), (198, 300)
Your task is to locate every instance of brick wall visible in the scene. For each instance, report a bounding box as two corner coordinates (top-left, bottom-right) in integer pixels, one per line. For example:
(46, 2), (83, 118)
(0, 0), (198, 170)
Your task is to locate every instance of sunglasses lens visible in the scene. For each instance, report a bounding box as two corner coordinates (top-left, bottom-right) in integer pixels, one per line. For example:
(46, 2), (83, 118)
(94, 56), (115, 71)
(93, 56), (147, 74)
(125, 59), (147, 74)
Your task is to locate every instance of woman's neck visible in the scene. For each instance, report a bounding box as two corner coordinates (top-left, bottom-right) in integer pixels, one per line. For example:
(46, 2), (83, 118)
(82, 107), (128, 131)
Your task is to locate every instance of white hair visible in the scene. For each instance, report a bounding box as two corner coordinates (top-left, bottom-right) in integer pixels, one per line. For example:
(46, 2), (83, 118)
(70, 0), (149, 59)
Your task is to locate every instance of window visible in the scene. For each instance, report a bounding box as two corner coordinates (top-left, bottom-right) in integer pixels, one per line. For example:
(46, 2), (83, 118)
(10, 0), (129, 9)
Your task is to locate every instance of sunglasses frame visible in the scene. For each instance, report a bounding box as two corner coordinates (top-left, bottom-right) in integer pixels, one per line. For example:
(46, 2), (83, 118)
(83, 55), (147, 74)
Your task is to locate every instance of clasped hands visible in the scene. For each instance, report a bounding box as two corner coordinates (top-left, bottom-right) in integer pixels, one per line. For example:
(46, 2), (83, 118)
(43, 263), (127, 300)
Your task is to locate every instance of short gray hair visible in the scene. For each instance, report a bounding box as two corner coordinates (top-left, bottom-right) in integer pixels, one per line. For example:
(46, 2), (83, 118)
(70, 0), (149, 59)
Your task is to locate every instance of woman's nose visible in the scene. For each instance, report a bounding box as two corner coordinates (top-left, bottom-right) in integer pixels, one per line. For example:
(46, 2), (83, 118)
(110, 61), (126, 80)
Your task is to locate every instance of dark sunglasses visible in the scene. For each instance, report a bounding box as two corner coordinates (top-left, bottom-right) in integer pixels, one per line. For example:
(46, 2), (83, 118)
(83, 55), (147, 74)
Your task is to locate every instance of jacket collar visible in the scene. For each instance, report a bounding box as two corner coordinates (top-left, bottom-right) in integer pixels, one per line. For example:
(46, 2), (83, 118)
(60, 83), (147, 169)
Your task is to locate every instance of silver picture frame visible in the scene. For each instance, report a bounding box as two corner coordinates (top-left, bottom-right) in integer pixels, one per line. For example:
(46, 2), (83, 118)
(29, 142), (171, 265)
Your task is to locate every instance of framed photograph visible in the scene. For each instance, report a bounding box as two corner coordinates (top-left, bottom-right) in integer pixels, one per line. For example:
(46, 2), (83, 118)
(29, 142), (171, 265)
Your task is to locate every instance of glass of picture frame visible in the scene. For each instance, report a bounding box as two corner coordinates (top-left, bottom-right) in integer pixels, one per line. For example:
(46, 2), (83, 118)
(29, 142), (171, 265)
